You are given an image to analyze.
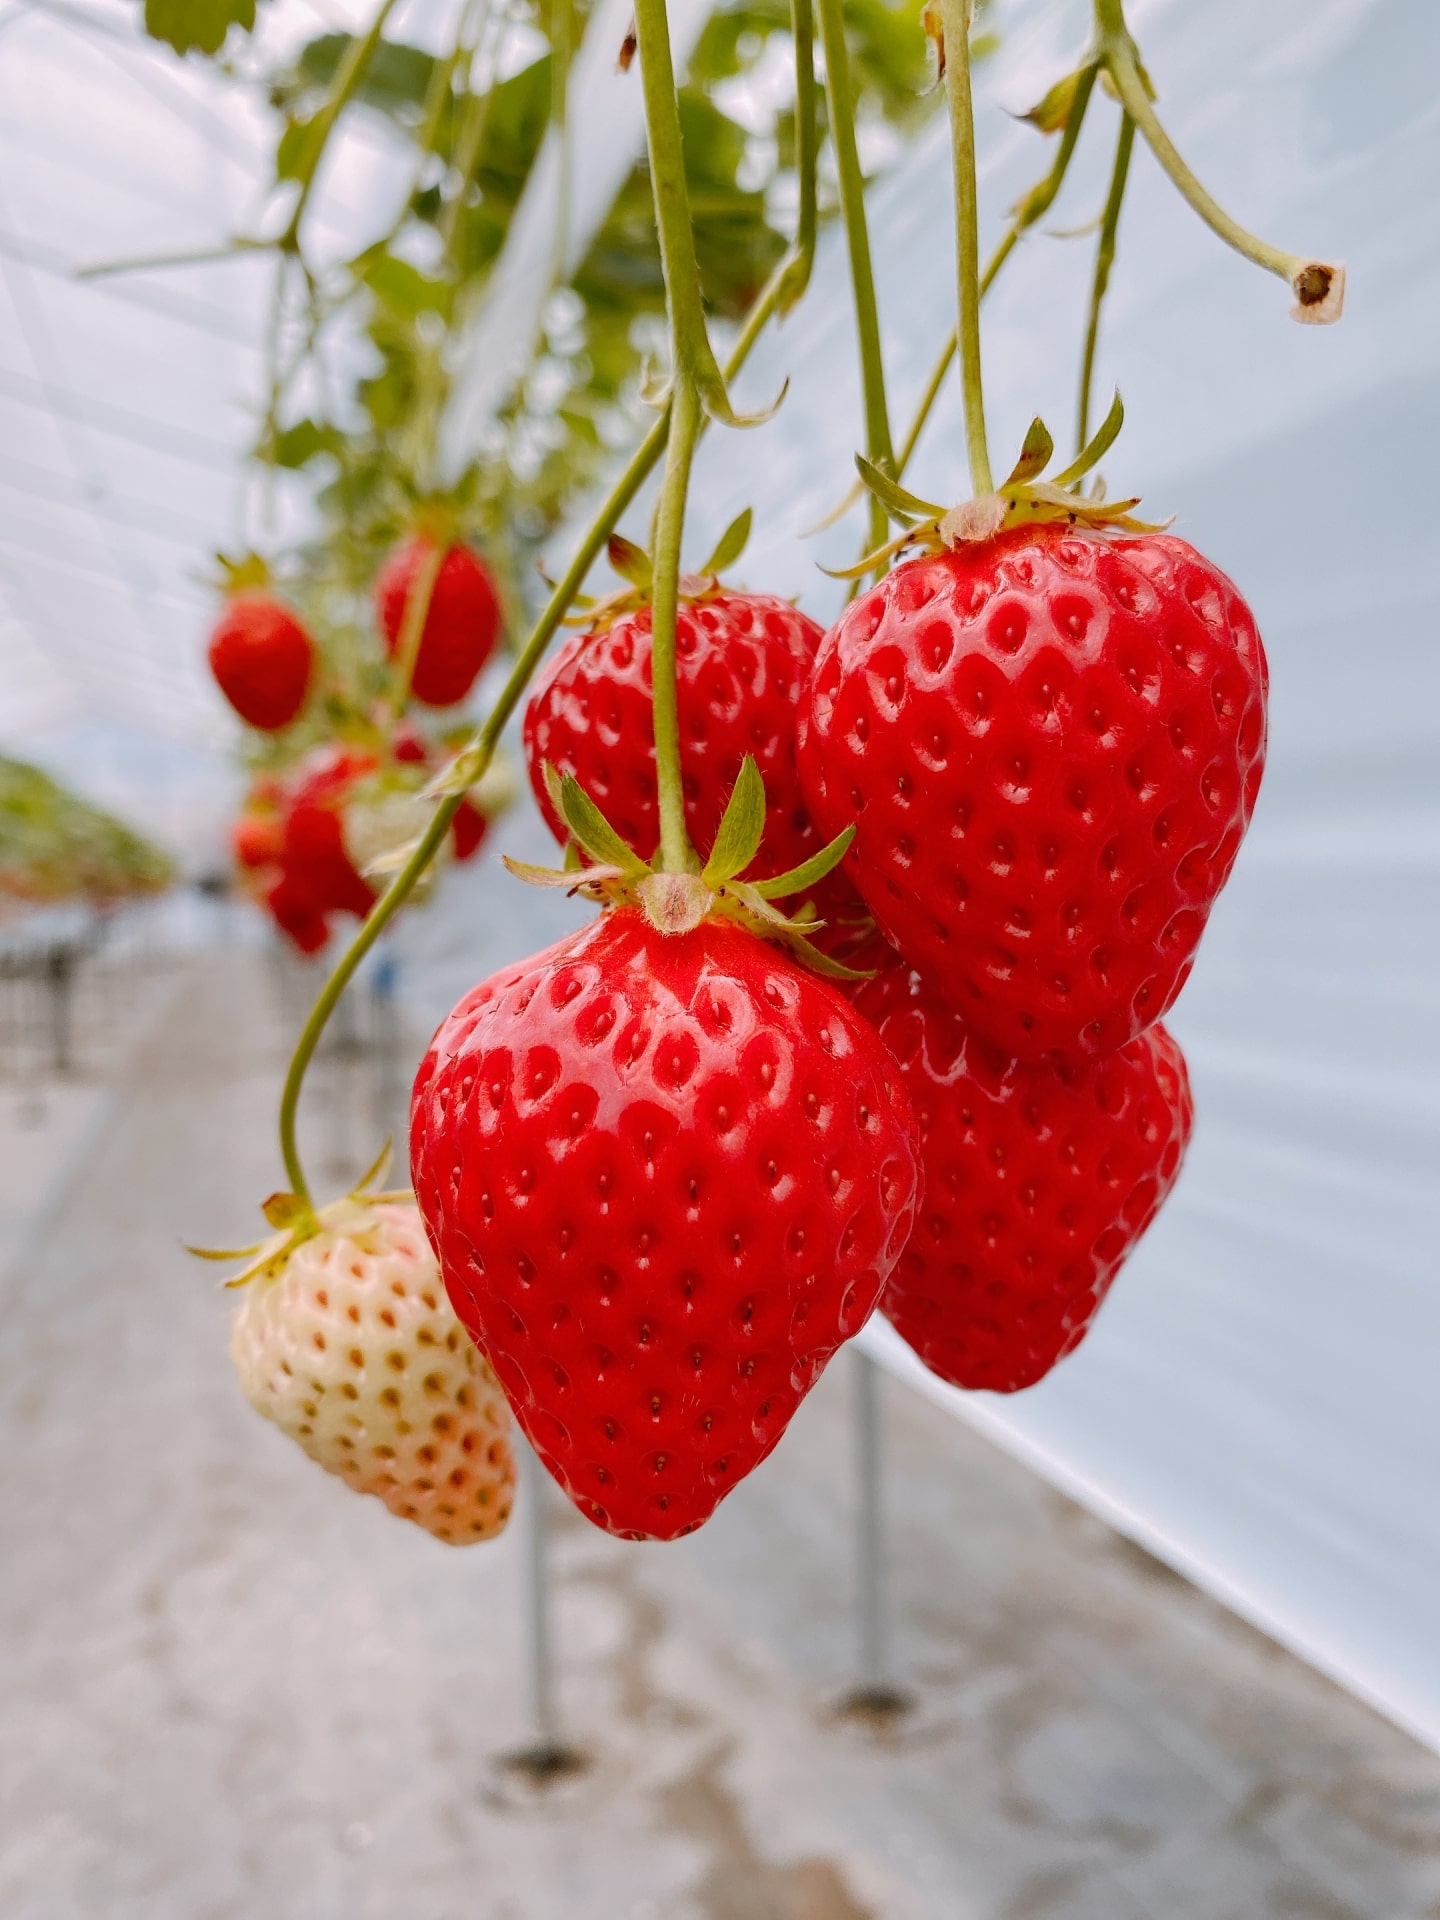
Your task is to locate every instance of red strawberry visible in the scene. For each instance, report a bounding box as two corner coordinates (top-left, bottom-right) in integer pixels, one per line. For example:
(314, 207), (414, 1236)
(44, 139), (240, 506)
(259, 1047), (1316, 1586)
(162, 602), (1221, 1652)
(451, 797), (489, 862)
(376, 539), (501, 709)
(852, 954), (1192, 1393)
(386, 728), (491, 862)
(798, 527), (1267, 1062)
(281, 747), (379, 924)
(232, 812), (283, 872)
(264, 868), (330, 954)
(523, 594), (865, 932)
(208, 594), (314, 731)
(410, 910), (921, 1541)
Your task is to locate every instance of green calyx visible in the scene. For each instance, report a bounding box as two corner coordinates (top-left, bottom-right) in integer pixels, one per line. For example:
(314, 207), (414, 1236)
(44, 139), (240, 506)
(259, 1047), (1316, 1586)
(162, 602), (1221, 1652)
(505, 756), (864, 979)
(213, 549), (275, 597)
(829, 390), (1168, 581)
(188, 1140), (410, 1290)
(559, 509), (754, 637)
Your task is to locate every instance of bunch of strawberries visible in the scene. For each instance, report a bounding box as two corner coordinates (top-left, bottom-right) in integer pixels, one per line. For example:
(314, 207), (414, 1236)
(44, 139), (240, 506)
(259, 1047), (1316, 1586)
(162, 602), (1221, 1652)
(406, 508), (1265, 1542)
(209, 538), (505, 953)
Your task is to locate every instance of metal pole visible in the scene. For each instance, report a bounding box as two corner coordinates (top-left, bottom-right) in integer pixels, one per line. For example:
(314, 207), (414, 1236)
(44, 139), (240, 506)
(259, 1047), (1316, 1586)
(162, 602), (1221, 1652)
(845, 1347), (909, 1715)
(499, 1440), (584, 1781)
(370, 947), (404, 1150)
(521, 1439), (559, 1750)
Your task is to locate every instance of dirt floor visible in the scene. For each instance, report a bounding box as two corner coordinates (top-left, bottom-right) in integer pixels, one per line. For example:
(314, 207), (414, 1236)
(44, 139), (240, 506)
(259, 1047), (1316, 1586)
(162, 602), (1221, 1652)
(2, 943), (1439, 1920)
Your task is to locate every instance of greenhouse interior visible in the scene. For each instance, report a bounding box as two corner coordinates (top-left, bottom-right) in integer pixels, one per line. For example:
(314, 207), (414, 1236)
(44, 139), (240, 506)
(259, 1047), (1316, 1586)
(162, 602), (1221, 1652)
(1, 0), (1438, 1912)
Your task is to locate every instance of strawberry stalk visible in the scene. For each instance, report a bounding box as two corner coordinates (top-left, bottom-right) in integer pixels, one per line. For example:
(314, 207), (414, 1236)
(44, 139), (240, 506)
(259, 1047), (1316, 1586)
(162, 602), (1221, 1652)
(814, 0), (895, 561)
(1091, 0), (1343, 323)
(386, 538), (445, 715)
(940, 0), (992, 496)
(893, 61), (1097, 484)
(273, 0), (823, 1207)
(631, 0), (749, 874)
(1077, 110), (1135, 455)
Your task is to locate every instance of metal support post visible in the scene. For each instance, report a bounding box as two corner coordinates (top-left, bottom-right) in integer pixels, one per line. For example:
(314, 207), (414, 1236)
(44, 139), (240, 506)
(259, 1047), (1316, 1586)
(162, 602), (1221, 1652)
(843, 1347), (909, 1715)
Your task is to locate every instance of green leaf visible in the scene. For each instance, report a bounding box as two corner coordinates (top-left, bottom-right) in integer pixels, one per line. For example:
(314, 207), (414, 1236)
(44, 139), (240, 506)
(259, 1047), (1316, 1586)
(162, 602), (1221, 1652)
(271, 32), (437, 122)
(276, 111), (325, 185)
(1051, 389), (1124, 488)
(750, 824), (855, 899)
(143, 0), (261, 57)
(607, 534), (652, 590)
(556, 773), (649, 876)
(855, 454), (942, 525)
(267, 417), (345, 470)
(354, 248), (449, 319)
(503, 856), (629, 890)
(702, 756), (767, 887)
(1003, 417), (1055, 487)
(1019, 64), (1094, 135)
(700, 507), (752, 578)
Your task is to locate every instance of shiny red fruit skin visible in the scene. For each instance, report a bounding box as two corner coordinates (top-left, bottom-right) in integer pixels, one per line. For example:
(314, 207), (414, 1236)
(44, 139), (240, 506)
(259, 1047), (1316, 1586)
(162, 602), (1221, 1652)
(798, 528), (1268, 1063)
(281, 747), (378, 924)
(376, 540), (500, 708)
(208, 594), (314, 731)
(411, 911), (921, 1541)
(524, 595), (862, 923)
(852, 957), (1192, 1393)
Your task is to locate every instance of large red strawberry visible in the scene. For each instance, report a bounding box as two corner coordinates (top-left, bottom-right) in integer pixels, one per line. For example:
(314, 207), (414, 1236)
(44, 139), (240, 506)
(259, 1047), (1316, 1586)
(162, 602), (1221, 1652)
(411, 909), (921, 1541)
(852, 954), (1192, 1393)
(523, 593), (866, 937)
(376, 539), (501, 709)
(798, 527), (1267, 1062)
(208, 593), (314, 731)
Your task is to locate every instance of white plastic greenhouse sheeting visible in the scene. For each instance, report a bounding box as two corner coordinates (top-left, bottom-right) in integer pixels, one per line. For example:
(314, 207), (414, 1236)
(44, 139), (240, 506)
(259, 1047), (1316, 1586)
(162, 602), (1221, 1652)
(643, 0), (1438, 1752)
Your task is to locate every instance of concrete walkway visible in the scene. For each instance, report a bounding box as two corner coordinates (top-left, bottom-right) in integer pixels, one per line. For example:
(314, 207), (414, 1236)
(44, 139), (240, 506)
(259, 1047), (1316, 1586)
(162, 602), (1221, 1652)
(2, 947), (1438, 1920)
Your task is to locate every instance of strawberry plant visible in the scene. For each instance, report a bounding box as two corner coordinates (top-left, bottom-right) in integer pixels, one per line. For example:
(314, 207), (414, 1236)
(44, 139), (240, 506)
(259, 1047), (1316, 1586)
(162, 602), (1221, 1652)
(164, 0), (1345, 1543)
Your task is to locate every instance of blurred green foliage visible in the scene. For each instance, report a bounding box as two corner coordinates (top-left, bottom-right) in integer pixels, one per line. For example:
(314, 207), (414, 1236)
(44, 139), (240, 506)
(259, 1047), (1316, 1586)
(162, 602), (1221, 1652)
(0, 760), (175, 907)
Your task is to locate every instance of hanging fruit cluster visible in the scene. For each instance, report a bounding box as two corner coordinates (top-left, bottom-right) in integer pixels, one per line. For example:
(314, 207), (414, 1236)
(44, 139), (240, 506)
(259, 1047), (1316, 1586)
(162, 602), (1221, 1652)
(207, 536), (507, 953)
(165, 0), (1341, 1548)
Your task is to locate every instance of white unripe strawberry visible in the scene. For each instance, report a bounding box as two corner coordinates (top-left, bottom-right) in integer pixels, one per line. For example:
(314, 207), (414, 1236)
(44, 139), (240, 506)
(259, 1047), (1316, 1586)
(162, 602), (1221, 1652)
(230, 1200), (514, 1544)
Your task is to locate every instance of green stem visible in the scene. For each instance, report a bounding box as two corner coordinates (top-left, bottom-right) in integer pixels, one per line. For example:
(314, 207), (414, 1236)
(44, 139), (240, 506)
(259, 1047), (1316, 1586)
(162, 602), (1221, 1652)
(281, 0), (401, 252)
(649, 373), (704, 872)
(439, 10), (502, 269)
(387, 538), (445, 714)
(940, 0), (991, 495)
(780, 0), (818, 313)
(1077, 109), (1134, 455)
(633, 0), (732, 409)
(272, 5), (823, 1205)
(893, 62), (1095, 482)
(814, 0), (893, 555)
(1095, 3), (1311, 288)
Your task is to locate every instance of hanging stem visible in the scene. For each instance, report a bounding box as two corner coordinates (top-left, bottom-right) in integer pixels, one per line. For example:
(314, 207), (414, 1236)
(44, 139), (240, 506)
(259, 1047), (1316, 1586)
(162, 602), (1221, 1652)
(1093, 0), (1341, 318)
(281, 0), (401, 253)
(273, 0), (824, 1204)
(814, 0), (893, 556)
(1077, 109), (1134, 455)
(386, 538), (445, 716)
(649, 374), (704, 872)
(892, 61), (1096, 482)
(940, 0), (991, 495)
(633, 0), (734, 412)
(779, 0), (818, 313)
